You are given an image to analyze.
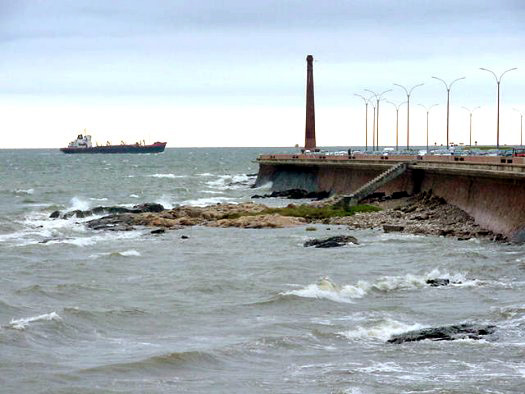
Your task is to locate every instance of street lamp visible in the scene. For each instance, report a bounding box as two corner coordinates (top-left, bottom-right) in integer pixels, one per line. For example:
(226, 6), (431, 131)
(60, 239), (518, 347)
(354, 94), (373, 151)
(365, 89), (392, 149)
(419, 104), (439, 154)
(513, 108), (523, 147)
(385, 100), (406, 151)
(462, 106), (481, 147)
(480, 67), (518, 149)
(370, 101), (376, 151)
(432, 76), (465, 149)
(393, 82), (424, 150)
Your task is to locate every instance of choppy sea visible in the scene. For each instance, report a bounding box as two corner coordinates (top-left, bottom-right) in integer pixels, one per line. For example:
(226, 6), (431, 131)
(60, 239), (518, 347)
(1, 148), (524, 393)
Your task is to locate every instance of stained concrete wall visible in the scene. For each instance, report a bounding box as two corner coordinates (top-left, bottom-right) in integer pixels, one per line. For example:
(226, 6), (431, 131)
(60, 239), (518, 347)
(256, 162), (525, 242)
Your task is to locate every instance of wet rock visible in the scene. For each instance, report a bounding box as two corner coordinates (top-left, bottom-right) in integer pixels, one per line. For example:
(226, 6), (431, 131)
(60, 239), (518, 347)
(63, 210), (86, 219)
(150, 228), (165, 234)
(181, 235), (189, 239)
(304, 235), (359, 248)
(426, 278), (450, 287)
(251, 189), (330, 200)
(383, 225), (405, 233)
(59, 203), (165, 220)
(86, 214), (136, 231)
(49, 210), (61, 219)
(131, 203), (165, 213)
(387, 323), (496, 344)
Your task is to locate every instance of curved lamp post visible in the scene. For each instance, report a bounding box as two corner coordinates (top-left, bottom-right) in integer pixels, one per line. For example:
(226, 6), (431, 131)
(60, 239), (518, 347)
(385, 100), (406, 151)
(432, 76), (465, 149)
(370, 102), (376, 151)
(393, 83), (424, 150)
(354, 94), (373, 151)
(365, 89), (392, 149)
(462, 106), (481, 147)
(419, 104), (439, 154)
(480, 67), (517, 149)
(513, 108), (523, 147)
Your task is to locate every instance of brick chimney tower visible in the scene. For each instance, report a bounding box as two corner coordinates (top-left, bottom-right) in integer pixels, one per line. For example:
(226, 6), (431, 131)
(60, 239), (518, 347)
(304, 55), (316, 151)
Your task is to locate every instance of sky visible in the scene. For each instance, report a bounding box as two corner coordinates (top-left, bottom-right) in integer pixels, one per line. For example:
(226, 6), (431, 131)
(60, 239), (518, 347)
(0, 0), (524, 148)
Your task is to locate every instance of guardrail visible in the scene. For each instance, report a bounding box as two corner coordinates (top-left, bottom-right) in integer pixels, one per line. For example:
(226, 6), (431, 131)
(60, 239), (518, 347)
(257, 153), (525, 166)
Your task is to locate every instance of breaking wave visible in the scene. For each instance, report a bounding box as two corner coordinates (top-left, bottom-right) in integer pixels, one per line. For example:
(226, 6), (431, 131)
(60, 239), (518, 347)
(182, 197), (236, 207)
(206, 174), (256, 190)
(8, 312), (62, 330)
(148, 173), (187, 179)
(282, 270), (477, 304)
(338, 318), (425, 342)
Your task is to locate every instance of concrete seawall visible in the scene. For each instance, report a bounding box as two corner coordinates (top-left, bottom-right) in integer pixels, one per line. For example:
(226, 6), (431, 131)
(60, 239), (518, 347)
(256, 154), (525, 242)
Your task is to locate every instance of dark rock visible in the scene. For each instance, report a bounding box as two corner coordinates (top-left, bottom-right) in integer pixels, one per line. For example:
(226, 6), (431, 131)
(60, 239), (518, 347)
(383, 225), (405, 233)
(132, 203), (165, 213)
(251, 189), (330, 201)
(426, 278), (450, 287)
(150, 228), (165, 234)
(367, 192), (386, 200)
(49, 210), (61, 219)
(402, 205), (417, 213)
(63, 209), (86, 219)
(391, 191), (409, 199)
(181, 235), (189, 239)
(86, 214), (136, 231)
(58, 203), (165, 220)
(387, 323), (496, 344)
(304, 235), (359, 248)
(439, 229), (455, 236)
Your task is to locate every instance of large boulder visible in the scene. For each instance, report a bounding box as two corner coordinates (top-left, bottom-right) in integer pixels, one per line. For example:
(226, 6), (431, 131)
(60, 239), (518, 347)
(304, 235), (359, 248)
(387, 323), (496, 344)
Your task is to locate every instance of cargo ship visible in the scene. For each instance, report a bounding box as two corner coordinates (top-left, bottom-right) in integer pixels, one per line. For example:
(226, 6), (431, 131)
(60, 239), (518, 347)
(60, 133), (167, 154)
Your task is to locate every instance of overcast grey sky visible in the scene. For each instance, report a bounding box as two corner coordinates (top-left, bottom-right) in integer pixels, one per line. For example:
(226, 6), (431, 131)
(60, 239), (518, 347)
(1, 0), (524, 148)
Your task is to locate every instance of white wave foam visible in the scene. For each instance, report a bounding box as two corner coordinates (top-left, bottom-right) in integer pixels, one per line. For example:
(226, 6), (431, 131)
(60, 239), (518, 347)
(89, 197), (108, 201)
(201, 190), (224, 194)
(281, 278), (364, 304)
(339, 318), (425, 342)
(8, 312), (62, 330)
(15, 188), (34, 195)
(206, 174), (255, 190)
(120, 249), (141, 257)
(252, 181), (272, 190)
(148, 173), (187, 179)
(358, 269), (473, 294)
(90, 249), (141, 258)
(69, 196), (90, 211)
(283, 270), (475, 305)
(197, 173), (214, 176)
(182, 197), (236, 207)
(129, 194), (140, 198)
(155, 196), (174, 210)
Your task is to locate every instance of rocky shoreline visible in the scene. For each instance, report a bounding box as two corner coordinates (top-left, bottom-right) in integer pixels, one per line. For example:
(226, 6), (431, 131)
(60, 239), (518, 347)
(327, 191), (507, 242)
(49, 191), (507, 242)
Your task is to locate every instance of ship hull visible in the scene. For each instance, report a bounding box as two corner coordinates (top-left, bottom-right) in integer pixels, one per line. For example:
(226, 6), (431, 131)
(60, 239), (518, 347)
(60, 143), (167, 154)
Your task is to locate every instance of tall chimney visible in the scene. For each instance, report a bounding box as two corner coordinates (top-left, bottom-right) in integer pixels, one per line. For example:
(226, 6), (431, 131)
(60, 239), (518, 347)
(304, 54), (316, 150)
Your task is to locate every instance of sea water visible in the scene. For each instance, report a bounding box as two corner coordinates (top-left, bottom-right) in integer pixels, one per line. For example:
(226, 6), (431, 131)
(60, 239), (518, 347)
(0, 148), (524, 393)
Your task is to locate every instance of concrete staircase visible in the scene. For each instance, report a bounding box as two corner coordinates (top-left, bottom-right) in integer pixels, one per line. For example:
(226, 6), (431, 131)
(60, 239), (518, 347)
(336, 162), (409, 209)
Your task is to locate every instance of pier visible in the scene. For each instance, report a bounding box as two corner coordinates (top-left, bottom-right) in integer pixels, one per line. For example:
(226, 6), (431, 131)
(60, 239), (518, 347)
(255, 55), (525, 242)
